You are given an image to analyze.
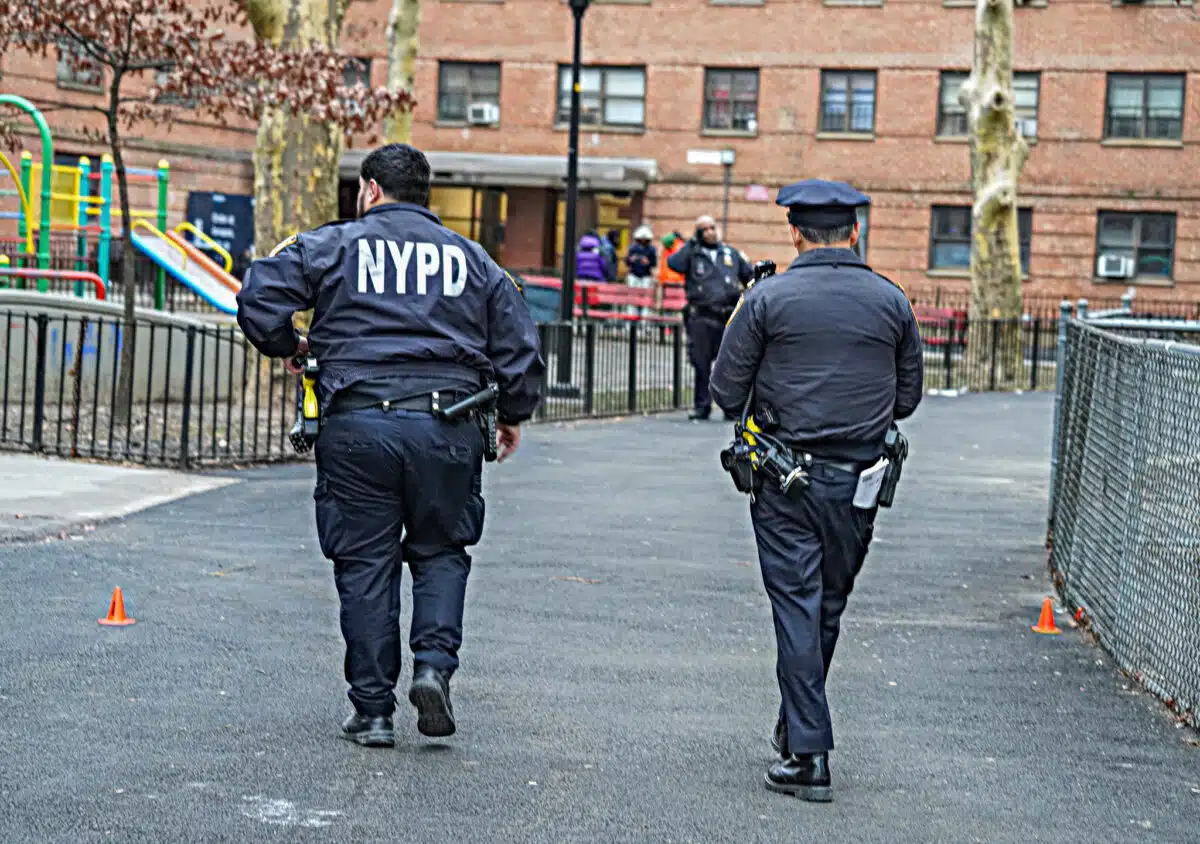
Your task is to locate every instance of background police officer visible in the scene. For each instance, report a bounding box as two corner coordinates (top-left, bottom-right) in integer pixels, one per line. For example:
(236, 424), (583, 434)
(709, 179), (924, 800)
(667, 214), (753, 420)
(236, 143), (545, 749)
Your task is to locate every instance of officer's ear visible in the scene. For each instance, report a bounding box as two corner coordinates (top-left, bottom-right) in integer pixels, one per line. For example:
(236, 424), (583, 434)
(849, 221), (861, 248)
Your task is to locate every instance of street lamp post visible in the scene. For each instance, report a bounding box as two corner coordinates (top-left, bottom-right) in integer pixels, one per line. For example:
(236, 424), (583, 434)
(554, 0), (589, 392)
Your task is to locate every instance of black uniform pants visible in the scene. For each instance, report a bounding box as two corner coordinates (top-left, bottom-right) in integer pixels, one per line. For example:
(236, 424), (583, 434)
(313, 406), (485, 718)
(685, 315), (726, 415)
(750, 462), (877, 755)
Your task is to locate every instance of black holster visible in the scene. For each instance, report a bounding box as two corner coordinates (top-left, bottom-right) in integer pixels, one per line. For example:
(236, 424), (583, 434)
(877, 425), (909, 508)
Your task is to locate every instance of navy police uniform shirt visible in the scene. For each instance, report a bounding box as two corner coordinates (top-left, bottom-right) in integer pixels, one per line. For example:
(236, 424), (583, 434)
(235, 202), (545, 425)
(709, 247), (924, 461)
(666, 238), (753, 316)
(710, 176), (923, 462)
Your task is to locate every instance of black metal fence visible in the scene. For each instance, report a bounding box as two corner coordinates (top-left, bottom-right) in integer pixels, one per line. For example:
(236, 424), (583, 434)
(1047, 314), (1200, 728)
(2, 304), (295, 468)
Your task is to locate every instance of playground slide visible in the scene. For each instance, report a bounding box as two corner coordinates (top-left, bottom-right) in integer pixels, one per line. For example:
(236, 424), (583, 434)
(130, 228), (241, 314)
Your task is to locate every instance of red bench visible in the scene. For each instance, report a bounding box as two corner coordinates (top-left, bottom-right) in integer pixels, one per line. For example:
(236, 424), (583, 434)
(913, 305), (968, 347)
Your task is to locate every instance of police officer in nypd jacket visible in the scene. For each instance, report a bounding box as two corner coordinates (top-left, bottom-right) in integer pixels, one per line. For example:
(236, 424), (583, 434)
(236, 143), (545, 749)
(667, 214), (753, 420)
(709, 179), (923, 800)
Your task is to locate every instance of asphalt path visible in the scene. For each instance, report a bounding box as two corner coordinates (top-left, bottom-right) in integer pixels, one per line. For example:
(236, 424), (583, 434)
(0, 393), (1196, 842)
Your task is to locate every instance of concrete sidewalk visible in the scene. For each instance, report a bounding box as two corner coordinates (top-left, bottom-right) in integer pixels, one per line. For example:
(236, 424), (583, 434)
(0, 394), (1196, 843)
(0, 453), (237, 543)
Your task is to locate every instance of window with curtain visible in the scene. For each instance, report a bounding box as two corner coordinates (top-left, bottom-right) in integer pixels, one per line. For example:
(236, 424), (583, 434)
(556, 66), (646, 129)
(1105, 74), (1185, 140)
(820, 70), (876, 134)
(703, 69), (759, 133)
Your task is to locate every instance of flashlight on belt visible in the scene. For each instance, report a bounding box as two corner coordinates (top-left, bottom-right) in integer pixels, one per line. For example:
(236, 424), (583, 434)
(288, 356), (320, 454)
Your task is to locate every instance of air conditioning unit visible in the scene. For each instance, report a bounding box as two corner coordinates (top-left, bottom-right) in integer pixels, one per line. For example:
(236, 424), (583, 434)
(467, 102), (500, 126)
(1097, 253), (1134, 279)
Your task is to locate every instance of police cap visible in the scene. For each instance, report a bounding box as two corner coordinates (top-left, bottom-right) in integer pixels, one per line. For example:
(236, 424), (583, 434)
(776, 179), (870, 229)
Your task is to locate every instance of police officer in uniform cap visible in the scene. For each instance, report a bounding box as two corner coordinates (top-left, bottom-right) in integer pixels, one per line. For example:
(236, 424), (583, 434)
(236, 143), (545, 748)
(667, 215), (753, 420)
(710, 179), (923, 799)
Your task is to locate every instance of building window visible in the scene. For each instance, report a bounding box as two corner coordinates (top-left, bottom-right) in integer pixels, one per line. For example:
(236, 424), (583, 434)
(937, 72), (1040, 138)
(56, 44), (102, 90)
(437, 62), (501, 123)
(556, 66), (646, 129)
(703, 69), (758, 133)
(929, 206), (1032, 274)
(1095, 212), (1175, 281)
(819, 70), (876, 134)
(343, 57), (371, 90)
(1104, 74), (1185, 141)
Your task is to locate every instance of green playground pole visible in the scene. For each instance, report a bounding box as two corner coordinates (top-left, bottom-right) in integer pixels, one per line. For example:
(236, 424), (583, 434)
(98, 155), (113, 289)
(17, 152), (31, 271)
(155, 159), (169, 310)
(75, 156), (91, 296)
(0, 95), (54, 280)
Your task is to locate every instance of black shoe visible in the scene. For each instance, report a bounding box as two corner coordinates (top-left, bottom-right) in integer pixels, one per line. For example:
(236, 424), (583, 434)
(764, 752), (832, 802)
(408, 665), (456, 738)
(770, 719), (787, 757)
(688, 409), (710, 421)
(340, 713), (394, 747)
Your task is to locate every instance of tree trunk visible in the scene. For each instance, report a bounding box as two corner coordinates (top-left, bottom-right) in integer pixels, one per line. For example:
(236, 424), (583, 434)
(247, 0), (347, 408)
(960, 0), (1029, 391)
(383, 0), (420, 144)
(108, 70), (139, 427)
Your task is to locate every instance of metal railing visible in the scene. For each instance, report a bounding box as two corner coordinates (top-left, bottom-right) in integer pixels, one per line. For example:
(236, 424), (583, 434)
(2, 299), (295, 469)
(1047, 305), (1200, 728)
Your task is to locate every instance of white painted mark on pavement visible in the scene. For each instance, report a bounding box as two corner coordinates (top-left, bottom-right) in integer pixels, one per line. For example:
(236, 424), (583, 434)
(241, 795), (342, 828)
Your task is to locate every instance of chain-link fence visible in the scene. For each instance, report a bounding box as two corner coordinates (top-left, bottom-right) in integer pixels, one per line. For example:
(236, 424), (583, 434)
(1047, 312), (1200, 728)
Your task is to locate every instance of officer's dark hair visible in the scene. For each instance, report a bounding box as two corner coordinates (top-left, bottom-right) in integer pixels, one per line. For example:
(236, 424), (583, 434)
(795, 223), (856, 245)
(360, 143), (431, 207)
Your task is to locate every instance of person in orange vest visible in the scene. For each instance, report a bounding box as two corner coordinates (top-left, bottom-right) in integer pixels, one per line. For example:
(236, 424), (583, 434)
(658, 232), (686, 286)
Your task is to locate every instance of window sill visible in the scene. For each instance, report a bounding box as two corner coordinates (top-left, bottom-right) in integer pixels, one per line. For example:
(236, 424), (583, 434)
(934, 135), (969, 144)
(435, 120), (501, 130)
(825, 0), (883, 5)
(56, 80), (104, 94)
(1100, 138), (1184, 149)
(1092, 276), (1175, 288)
(701, 128), (757, 138)
(816, 131), (876, 142)
(709, 0), (765, 5)
(444, 0), (505, 3)
(926, 268), (971, 279)
(553, 124), (645, 135)
(561, 0), (649, 4)
(1112, 0), (1191, 5)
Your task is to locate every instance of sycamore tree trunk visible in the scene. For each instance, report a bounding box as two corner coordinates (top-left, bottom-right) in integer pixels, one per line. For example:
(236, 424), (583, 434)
(246, 0), (347, 410)
(383, 0), (420, 143)
(108, 70), (140, 427)
(960, 0), (1029, 391)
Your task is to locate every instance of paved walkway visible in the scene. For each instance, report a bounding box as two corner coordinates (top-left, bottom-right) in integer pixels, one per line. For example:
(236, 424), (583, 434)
(0, 394), (1196, 843)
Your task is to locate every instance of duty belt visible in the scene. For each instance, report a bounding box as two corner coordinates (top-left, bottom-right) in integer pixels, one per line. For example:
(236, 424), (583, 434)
(793, 453), (873, 475)
(328, 388), (474, 417)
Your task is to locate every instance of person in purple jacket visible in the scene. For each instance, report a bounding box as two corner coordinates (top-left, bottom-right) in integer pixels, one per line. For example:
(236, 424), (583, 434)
(576, 232), (611, 281)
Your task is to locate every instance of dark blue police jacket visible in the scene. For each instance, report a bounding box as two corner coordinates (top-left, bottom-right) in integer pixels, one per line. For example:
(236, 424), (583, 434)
(235, 202), (545, 425)
(709, 247), (924, 462)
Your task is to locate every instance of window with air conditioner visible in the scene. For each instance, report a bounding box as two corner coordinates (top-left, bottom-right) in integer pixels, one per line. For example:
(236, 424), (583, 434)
(437, 62), (501, 124)
(1095, 212), (1176, 281)
(937, 71), (1039, 139)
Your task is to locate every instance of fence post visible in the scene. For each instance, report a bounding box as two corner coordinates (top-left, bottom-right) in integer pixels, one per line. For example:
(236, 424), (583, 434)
(1076, 298), (1089, 321)
(943, 321), (952, 391)
(178, 327), (197, 471)
(1029, 317), (1041, 391)
(583, 321), (596, 415)
(627, 321), (638, 413)
(535, 323), (549, 422)
(988, 319), (1000, 391)
(1048, 300), (1072, 535)
(672, 325), (683, 409)
(31, 314), (48, 452)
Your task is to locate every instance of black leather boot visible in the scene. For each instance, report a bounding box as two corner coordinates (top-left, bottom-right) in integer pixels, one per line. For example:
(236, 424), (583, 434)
(408, 664), (456, 738)
(764, 752), (832, 802)
(340, 713), (394, 747)
(770, 718), (787, 757)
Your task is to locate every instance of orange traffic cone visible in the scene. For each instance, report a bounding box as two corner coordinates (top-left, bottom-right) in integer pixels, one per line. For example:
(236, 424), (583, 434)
(98, 586), (136, 626)
(1032, 597), (1060, 635)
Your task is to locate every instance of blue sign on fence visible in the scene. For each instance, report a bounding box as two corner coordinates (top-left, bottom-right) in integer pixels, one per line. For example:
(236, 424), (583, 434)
(184, 192), (255, 265)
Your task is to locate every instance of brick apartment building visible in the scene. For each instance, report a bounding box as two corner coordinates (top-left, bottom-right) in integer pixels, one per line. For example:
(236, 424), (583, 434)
(2, 0), (1198, 303)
